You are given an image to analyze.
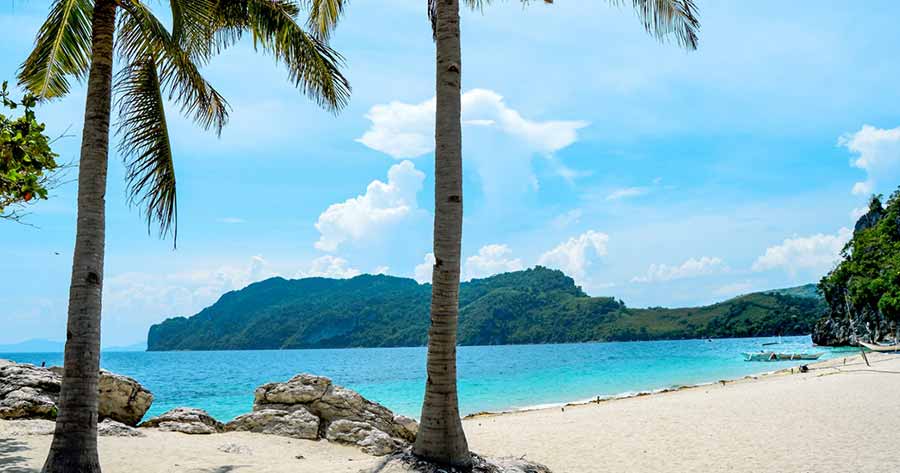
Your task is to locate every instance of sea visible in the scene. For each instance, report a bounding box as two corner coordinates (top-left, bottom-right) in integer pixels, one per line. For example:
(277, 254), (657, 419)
(2, 336), (851, 422)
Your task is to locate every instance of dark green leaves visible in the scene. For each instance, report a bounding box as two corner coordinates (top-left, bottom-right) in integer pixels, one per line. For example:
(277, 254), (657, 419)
(0, 81), (60, 220)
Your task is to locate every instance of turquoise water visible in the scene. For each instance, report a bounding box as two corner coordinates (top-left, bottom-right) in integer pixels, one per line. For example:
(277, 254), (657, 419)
(2, 336), (842, 422)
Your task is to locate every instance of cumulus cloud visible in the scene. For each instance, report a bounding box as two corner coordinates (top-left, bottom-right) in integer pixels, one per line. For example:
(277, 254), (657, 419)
(631, 256), (726, 283)
(752, 228), (851, 275)
(314, 160), (425, 252)
(414, 253), (435, 284)
(358, 89), (587, 205)
(464, 244), (524, 280)
(358, 89), (587, 159)
(296, 255), (361, 279)
(538, 230), (609, 284)
(839, 125), (900, 196)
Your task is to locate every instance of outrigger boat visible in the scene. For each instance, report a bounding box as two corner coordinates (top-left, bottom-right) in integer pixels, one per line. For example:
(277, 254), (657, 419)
(859, 341), (900, 353)
(743, 351), (824, 362)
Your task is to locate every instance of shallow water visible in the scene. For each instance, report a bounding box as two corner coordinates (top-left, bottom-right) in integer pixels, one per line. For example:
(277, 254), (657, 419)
(2, 335), (841, 421)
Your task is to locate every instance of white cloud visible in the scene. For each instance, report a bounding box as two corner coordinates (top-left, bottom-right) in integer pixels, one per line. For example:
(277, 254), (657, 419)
(606, 186), (650, 201)
(414, 253), (435, 284)
(839, 125), (900, 196)
(851, 206), (868, 220)
(631, 256), (726, 283)
(373, 266), (390, 275)
(752, 228), (851, 275)
(358, 89), (587, 159)
(552, 208), (583, 228)
(464, 244), (524, 280)
(217, 217), (245, 224)
(314, 160), (425, 252)
(297, 255), (361, 279)
(538, 230), (609, 284)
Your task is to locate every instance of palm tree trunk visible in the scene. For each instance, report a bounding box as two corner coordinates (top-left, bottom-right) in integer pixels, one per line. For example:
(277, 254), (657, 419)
(412, 0), (471, 467)
(42, 1), (116, 471)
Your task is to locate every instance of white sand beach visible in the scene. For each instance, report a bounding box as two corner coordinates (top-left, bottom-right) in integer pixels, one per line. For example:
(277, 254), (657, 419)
(3, 352), (899, 473)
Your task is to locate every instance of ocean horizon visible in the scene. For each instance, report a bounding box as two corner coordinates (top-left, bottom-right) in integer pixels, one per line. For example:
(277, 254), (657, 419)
(2, 335), (844, 422)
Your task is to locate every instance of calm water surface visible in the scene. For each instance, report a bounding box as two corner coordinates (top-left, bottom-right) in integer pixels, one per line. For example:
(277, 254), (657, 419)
(2, 336), (844, 422)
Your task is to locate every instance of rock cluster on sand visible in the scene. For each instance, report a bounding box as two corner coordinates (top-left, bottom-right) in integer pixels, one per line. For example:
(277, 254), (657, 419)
(139, 407), (225, 434)
(226, 373), (418, 455)
(366, 449), (553, 473)
(0, 360), (153, 426)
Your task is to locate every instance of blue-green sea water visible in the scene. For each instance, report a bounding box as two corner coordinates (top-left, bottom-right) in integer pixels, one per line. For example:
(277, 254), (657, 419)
(2, 336), (846, 422)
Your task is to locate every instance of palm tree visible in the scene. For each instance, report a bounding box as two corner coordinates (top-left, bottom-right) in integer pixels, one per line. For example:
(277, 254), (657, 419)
(311, 0), (700, 467)
(18, 1), (348, 471)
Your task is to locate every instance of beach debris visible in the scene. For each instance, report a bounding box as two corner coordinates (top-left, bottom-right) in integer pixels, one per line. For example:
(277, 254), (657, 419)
(217, 443), (253, 455)
(140, 407), (224, 434)
(0, 361), (153, 426)
(98, 418), (145, 437)
(227, 373), (418, 455)
(364, 448), (553, 473)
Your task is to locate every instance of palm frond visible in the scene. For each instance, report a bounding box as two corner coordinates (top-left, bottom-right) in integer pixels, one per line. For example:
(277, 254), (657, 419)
(115, 56), (178, 242)
(303, 0), (345, 40)
(169, 0), (220, 62)
(213, 0), (350, 112)
(18, 0), (93, 99)
(117, 0), (230, 134)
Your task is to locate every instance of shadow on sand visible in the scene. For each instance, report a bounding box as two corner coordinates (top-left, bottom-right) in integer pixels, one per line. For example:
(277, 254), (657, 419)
(0, 437), (38, 473)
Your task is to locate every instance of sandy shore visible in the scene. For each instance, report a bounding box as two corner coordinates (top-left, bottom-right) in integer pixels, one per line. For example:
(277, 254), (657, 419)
(3, 352), (900, 473)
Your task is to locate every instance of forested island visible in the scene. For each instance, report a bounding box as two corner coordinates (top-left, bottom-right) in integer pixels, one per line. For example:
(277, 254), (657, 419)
(148, 267), (824, 351)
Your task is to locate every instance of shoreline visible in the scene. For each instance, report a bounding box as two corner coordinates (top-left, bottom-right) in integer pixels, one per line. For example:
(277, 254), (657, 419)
(4, 351), (899, 472)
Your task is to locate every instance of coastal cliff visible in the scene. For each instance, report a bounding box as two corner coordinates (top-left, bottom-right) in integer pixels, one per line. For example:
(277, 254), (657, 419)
(148, 267), (825, 351)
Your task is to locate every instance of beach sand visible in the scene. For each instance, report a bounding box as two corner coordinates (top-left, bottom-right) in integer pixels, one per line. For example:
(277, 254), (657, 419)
(3, 352), (899, 473)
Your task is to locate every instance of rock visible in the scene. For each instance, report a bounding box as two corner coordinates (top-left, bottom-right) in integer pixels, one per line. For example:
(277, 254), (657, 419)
(98, 370), (154, 426)
(326, 419), (400, 456)
(0, 361), (153, 426)
(365, 448), (553, 473)
(225, 407), (319, 439)
(98, 418), (145, 437)
(139, 407), (224, 434)
(0, 363), (61, 419)
(245, 373), (419, 455)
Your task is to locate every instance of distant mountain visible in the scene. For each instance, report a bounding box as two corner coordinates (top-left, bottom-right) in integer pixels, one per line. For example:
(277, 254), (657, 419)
(148, 267), (827, 351)
(0, 338), (64, 353)
(0, 339), (147, 353)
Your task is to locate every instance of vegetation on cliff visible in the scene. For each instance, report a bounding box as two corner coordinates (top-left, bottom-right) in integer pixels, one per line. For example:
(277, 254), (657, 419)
(148, 267), (825, 351)
(814, 191), (900, 345)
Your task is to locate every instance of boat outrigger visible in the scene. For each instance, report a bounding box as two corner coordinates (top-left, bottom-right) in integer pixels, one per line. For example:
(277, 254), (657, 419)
(859, 341), (900, 353)
(743, 352), (824, 362)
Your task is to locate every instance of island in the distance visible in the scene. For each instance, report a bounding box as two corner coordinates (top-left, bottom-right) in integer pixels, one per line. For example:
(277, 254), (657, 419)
(147, 267), (824, 351)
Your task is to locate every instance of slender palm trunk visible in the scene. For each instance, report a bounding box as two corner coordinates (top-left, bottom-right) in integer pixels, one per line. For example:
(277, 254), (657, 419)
(42, 1), (116, 472)
(412, 0), (471, 467)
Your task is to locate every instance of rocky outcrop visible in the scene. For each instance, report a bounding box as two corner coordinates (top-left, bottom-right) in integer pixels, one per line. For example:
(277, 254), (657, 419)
(367, 449), (553, 473)
(226, 373), (418, 455)
(0, 361), (153, 425)
(98, 418), (145, 437)
(225, 407), (319, 439)
(139, 407), (224, 434)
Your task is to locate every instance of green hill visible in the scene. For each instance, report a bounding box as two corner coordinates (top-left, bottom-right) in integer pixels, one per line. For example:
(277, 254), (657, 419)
(147, 267), (826, 351)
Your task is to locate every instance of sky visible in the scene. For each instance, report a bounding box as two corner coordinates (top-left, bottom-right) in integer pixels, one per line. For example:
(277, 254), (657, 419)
(3, 1), (900, 346)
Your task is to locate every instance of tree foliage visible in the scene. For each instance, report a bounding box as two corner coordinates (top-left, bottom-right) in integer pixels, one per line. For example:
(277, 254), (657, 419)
(816, 189), (900, 343)
(0, 81), (59, 221)
(148, 267), (825, 351)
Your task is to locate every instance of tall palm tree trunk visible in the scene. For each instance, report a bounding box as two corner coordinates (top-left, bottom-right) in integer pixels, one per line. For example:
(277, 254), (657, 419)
(412, 0), (471, 467)
(42, 1), (117, 471)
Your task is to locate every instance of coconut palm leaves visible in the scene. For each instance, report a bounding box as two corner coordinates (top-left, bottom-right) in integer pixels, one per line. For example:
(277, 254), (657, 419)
(212, 0), (350, 111)
(19, 0), (93, 99)
(19, 0), (349, 241)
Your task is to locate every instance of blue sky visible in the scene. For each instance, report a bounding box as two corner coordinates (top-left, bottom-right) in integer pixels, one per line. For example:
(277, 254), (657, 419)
(3, 1), (900, 346)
